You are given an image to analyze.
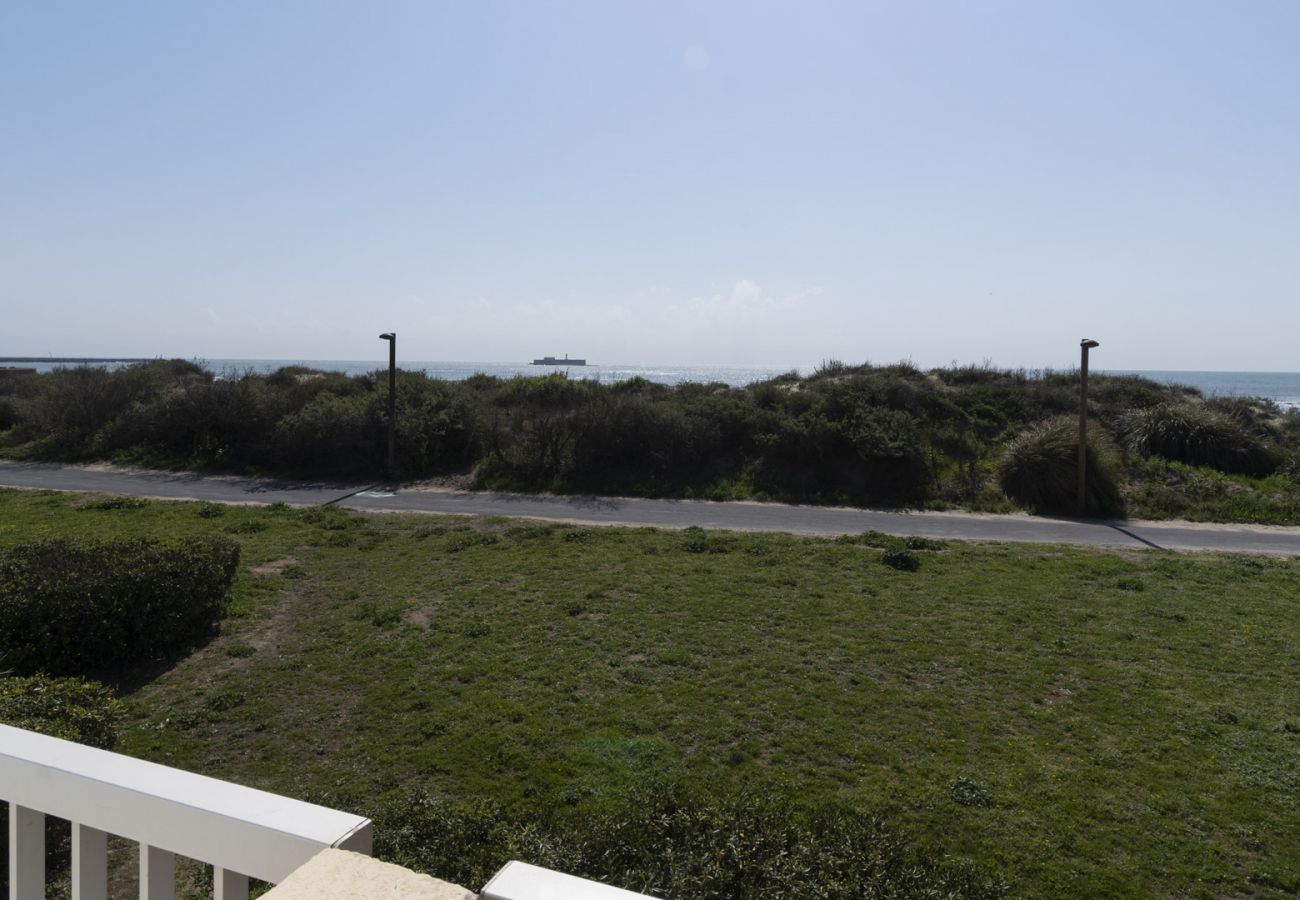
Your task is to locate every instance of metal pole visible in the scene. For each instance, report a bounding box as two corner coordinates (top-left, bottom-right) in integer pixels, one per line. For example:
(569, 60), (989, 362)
(1078, 339), (1098, 514)
(387, 333), (396, 480)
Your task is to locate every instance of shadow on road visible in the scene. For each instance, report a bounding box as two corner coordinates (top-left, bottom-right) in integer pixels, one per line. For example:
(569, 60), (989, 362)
(1102, 523), (1166, 551)
(1019, 513), (1167, 551)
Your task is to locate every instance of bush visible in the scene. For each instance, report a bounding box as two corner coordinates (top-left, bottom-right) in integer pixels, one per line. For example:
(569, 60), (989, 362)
(0, 396), (19, 431)
(0, 536), (240, 676)
(882, 548), (920, 571)
(366, 782), (1006, 898)
(77, 495), (149, 511)
(274, 390), (379, 473)
(681, 526), (730, 554)
(0, 675), (122, 895)
(391, 374), (477, 476)
(997, 417), (1124, 516)
(1118, 403), (1279, 476)
(195, 501), (226, 518)
(0, 674), (122, 749)
(6, 360), (209, 455)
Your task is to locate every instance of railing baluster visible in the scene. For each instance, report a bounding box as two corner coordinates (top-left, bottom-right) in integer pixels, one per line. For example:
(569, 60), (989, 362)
(8, 804), (44, 900)
(3, 724), (373, 890)
(72, 823), (108, 900)
(140, 843), (176, 900)
(214, 866), (249, 900)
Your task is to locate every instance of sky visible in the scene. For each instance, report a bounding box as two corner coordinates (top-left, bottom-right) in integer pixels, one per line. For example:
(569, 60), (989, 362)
(2, 1), (1298, 371)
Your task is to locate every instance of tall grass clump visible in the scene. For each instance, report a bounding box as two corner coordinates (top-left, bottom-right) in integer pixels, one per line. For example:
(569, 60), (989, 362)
(997, 416), (1123, 516)
(1118, 402), (1279, 476)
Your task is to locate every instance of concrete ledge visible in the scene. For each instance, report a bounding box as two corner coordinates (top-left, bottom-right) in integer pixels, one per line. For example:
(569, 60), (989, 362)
(481, 861), (653, 899)
(264, 849), (476, 900)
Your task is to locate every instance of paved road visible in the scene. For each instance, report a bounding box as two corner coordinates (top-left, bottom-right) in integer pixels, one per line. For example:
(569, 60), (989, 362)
(2, 460), (1298, 556)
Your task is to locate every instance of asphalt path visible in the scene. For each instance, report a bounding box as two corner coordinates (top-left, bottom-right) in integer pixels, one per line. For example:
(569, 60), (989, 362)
(2, 460), (1299, 556)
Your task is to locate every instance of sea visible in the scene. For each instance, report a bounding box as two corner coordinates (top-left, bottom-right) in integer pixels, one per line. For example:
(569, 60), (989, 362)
(2, 358), (1298, 410)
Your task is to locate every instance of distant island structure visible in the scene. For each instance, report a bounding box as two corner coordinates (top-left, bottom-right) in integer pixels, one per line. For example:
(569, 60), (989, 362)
(531, 354), (587, 366)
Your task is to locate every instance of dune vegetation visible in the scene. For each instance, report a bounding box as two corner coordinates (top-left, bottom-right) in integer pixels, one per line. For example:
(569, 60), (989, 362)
(1, 359), (1298, 522)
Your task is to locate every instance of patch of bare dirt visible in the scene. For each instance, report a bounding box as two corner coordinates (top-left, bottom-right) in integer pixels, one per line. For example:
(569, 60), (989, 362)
(1037, 671), (1084, 707)
(250, 556), (301, 575)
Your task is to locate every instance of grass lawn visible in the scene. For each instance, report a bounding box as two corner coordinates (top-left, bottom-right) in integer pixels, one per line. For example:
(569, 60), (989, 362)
(2, 488), (1298, 897)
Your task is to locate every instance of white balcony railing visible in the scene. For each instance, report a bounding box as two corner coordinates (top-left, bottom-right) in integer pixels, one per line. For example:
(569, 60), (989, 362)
(1, 723), (372, 899)
(3, 722), (655, 900)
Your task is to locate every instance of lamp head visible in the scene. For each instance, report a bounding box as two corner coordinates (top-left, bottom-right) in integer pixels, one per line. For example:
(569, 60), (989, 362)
(1080, 339), (1099, 349)
(379, 333), (395, 341)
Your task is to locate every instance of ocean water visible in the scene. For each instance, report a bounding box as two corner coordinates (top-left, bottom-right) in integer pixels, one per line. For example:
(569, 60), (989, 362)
(1, 357), (798, 388)
(205, 358), (801, 387)
(1102, 370), (1300, 410)
(3, 357), (1299, 409)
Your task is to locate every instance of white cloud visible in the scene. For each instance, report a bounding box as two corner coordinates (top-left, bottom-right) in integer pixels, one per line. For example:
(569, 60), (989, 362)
(678, 280), (821, 321)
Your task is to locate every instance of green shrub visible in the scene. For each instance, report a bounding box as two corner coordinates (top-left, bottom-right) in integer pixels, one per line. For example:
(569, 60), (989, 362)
(0, 675), (122, 895)
(0, 676), (122, 743)
(997, 417), (1124, 516)
(949, 776), (994, 808)
(904, 535), (944, 551)
(1118, 403), (1279, 475)
(77, 495), (149, 511)
(274, 390), (379, 474)
(681, 526), (730, 554)
(391, 373), (477, 476)
(0, 536), (240, 676)
(1282, 453), (1300, 488)
(365, 782), (1006, 898)
(0, 396), (19, 431)
(882, 548), (920, 571)
(0, 674), (122, 749)
(7, 360), (209, 455)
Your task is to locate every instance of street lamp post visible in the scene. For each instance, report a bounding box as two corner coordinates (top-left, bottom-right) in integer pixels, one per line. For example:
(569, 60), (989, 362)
(1078, 338), (1100, 515)
(379, 332), (396, 480)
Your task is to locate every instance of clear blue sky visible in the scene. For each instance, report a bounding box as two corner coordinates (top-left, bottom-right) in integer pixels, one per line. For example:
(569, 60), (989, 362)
(3, 1), (1297, 370)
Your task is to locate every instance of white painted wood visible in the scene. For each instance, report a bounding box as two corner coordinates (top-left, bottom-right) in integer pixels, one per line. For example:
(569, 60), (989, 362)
(0, 724), (372, 883)
(140, 844), (175, 900)
(8, 804), (44, 900)
(480, 861), (654, 900)
(215, 866), (250, 900)
(72, 823), (108, 900)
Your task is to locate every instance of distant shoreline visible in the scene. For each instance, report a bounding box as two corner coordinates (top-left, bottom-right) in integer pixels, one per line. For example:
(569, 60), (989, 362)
(0, 357), (152, 364)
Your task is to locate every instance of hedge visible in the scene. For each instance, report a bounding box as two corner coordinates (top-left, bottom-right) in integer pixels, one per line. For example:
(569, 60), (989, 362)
(0, 536), (240, 676)
(0, 674), (122, 748)
(0, 674), (122, 895)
